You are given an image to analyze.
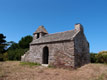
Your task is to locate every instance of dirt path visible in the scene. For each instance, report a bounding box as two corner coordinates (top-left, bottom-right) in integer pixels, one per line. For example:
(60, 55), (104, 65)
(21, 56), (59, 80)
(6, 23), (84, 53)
(0, 61), (107, 80)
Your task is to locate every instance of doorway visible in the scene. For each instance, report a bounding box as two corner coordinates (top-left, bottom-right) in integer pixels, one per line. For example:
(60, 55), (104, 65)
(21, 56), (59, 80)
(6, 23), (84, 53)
(42, 46), (49, 64)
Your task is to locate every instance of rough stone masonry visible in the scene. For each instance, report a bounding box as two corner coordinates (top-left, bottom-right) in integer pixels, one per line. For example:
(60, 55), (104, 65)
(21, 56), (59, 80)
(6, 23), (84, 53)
(21, 23), (90, 68)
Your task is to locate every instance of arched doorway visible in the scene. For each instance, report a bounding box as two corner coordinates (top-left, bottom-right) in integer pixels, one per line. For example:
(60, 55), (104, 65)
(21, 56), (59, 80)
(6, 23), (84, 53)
(42, 46), (49, 64)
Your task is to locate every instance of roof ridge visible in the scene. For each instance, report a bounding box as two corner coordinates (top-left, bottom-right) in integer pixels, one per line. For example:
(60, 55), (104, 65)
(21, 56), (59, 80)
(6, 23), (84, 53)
(31, 29), (76, 44)
(48, 30), (74, 35)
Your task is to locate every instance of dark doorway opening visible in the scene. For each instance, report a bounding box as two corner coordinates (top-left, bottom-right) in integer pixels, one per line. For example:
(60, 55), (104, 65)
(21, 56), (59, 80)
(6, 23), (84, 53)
(42, 46), (49, 64)
(37, 33), (40, 39)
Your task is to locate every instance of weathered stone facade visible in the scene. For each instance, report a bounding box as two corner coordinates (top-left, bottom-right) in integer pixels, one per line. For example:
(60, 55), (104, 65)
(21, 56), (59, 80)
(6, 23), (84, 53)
(21, 24), (90, 68)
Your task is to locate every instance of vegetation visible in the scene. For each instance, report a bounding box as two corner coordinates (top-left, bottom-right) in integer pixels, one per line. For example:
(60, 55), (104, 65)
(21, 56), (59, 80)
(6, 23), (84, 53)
(48, 65), (56, 68)
(0, 61), (107, 80)
(18, 35), (33, 49)
(20, 62), (41, 66)
(96, 51), (107, 63)
(7, 35), (33, 61)
(90, 51), (107, 64)
(0, 34), (7, 61)
(90, 53), (97, 63)
(8, 48), (28, 60)
(0, 33), (33, 61)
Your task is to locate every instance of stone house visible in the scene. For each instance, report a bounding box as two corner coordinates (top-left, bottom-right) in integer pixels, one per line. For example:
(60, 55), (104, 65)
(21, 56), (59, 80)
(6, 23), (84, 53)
(21, 24), (90, 68)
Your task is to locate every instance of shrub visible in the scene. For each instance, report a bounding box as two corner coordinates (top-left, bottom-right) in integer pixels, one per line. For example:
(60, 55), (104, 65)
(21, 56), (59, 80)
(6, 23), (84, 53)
(8, 48), (28, 61)
(3, 52), (8, 61)
(6, 35), (33, 61)
(0, 54), (3, 61)
(96, 51), (107, 63)
(20, 62), (41, 67)
(90, 53), (97, 63)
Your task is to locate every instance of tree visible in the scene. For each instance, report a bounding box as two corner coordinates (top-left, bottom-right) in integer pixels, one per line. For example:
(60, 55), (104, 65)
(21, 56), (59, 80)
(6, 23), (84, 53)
(0, 34), (7, 61)
(18, 35), (33, 49)
(7, 35), (33, 61)
(8, 41), (19, 50)
(8, 48), (28, 60)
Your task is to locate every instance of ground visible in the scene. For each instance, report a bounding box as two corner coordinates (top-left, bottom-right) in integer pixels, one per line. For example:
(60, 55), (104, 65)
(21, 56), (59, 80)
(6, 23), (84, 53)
(0, 61), (107, 80)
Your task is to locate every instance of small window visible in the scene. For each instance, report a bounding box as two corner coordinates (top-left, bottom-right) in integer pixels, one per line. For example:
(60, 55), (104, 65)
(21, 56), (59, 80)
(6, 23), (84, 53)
(37, 33), (40, 39)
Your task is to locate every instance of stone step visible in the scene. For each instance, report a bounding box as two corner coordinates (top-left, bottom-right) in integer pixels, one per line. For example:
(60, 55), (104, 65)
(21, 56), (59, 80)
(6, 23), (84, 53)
(42, 64), (48, 67)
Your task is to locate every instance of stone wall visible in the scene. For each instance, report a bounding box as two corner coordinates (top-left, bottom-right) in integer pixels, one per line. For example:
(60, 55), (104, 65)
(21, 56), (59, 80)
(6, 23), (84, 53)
(22, 41), (75, 68)
(74, 31), (90, 68)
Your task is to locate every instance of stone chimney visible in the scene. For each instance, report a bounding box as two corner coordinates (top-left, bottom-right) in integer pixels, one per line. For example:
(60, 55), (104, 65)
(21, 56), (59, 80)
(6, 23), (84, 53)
(75, 23), (84, 32)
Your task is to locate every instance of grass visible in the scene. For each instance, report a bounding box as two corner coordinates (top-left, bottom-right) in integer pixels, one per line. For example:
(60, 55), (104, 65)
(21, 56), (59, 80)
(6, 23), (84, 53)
(20, 62), (41, 67)
(97, 73), (105, 80)
(95, 73), (107, 80)
(48, 65), (56, 68)
(0, 61), (107, 80)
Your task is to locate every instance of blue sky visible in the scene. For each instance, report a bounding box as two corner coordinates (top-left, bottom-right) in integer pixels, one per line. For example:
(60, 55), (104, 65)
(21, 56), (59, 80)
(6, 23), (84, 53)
(0, 0), (107, 53)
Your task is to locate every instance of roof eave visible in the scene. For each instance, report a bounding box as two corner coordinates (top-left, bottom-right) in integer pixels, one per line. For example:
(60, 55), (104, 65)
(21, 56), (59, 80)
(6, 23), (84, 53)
(30, 39), (73, 45)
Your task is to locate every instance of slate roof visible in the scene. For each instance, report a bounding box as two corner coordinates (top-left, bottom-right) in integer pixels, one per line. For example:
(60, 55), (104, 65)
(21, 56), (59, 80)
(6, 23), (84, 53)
(31, 30), (77, 45)
(33, 26), (48, 34)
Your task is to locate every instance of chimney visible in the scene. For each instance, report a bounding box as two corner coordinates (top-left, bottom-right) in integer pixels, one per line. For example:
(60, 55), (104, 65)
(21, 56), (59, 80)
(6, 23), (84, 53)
(75, 23), (84, 32)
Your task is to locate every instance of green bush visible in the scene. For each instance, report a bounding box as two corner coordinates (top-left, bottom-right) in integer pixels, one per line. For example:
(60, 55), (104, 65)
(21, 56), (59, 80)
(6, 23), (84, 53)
(6, 35), (33, 61)
(90, 53), (97, 63)
(0, 54), (3, 61)
(90, 51), (107, 64)
(96, 51), (107, 63)
(3, 52), (8, 61)
(8, 48), (28, 60)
